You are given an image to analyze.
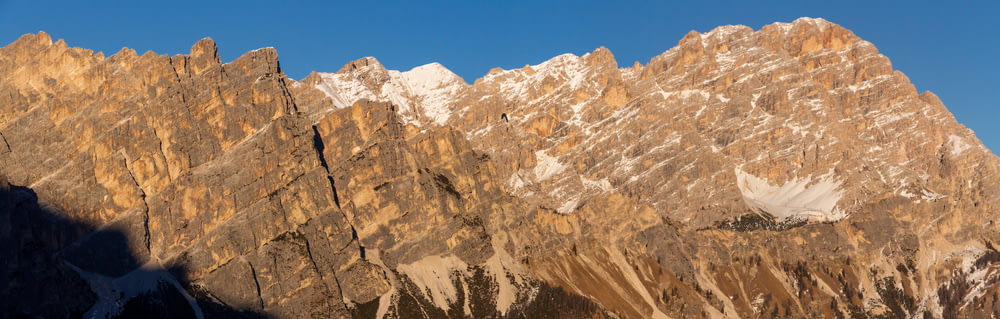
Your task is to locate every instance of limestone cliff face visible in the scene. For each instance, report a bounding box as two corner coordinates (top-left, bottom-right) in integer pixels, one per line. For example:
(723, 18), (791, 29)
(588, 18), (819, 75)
(2, 18), (1000, 319)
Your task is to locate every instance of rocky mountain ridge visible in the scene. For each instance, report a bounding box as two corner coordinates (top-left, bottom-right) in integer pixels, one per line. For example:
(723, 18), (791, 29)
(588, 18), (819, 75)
(2, 17), (1000, 318)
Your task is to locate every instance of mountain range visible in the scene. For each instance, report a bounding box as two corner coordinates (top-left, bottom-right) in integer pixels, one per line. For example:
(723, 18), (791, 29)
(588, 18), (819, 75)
(1, 17), (999, 318)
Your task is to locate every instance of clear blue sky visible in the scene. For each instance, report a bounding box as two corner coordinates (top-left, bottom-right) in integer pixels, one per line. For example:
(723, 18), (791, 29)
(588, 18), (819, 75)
(1, 1), (997, 152)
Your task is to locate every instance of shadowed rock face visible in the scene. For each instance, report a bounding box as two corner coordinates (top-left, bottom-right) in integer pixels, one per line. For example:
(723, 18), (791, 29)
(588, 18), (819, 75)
(2, 18), (1000, 318)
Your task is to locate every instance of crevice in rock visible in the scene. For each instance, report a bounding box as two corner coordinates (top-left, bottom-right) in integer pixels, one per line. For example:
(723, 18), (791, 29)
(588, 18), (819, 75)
(301, 236), (337, 310)
(311, 125), (330, 169)
(277, 74), (299, 114)
(347, 226), (367, 260)
(331, 274), (348, 310)
(310, 125), (343, 209)
(302, 229), (349, 311)
(247, 260), (265, 310)
(328, 176), (341, 208)
(302, 237), (324, 282)
(150, 126), (172, 181)
(166, 56), (189, 104)
(121, 152), (151, 254)
(310, 125), (367, 266)
(168, 56), (185, 81)
(141, 209), (151, 256)
(0, 131), (11, 153)
(333, 233), (360, 254)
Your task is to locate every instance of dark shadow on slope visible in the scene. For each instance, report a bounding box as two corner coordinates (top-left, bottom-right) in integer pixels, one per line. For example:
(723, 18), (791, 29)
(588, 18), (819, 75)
(0, 176), (271, 319)
(0, 177), (95, 318)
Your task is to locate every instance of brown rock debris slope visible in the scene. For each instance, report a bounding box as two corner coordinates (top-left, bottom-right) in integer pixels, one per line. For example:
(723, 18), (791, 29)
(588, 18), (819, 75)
(2, 17), (1000, 318)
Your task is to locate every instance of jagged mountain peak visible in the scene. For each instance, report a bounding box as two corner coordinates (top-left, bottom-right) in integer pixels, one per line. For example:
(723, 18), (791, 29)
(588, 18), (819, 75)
(337, 56), (385, 73)
(7, 31), (54, 50)
(784, 16), (839, 30)
(190, 37), (218, 56)
(404, 62), (466, 86)
(304, 57), (466, 127)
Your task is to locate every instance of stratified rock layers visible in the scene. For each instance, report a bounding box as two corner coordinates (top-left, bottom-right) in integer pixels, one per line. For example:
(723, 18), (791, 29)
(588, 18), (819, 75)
(2, 18), (999, 318)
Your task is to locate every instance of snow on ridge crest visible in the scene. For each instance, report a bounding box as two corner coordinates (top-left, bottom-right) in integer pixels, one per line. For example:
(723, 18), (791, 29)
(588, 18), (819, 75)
(794, 17), (833, 27)
(735, 167), (847, 223)
(700, 24), (751, 40)
(401, 62), (467, 125)
(402, 62), (465, 89)
(314, 72), (378, 109)
(480, 52), (591, 103)
(312, 60), (465, 126)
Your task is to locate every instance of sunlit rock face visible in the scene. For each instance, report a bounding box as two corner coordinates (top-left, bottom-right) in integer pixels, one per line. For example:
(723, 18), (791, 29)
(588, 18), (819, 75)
(3, 18), (1000, 318)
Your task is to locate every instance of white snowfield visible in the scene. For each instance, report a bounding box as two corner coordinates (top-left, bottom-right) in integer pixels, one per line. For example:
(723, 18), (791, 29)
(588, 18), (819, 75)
(312, 59), (466, 126)
(533, 150), (567, 182)
(734, 167), (848, 222)
(401, 63), (466, 125)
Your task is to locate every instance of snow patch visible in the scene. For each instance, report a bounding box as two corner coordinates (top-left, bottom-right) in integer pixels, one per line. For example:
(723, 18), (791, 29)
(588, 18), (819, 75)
(784, 121), (812, 137)
(70, 261), (205, 319)
(750, 93), (761, 110)
(948, 134), (971, 157)
(735, 167), (847, 222)
(664, 131), (683, 145)
(899, 188), (918, 199)
(556, 197), (580, 214)
(939, 247), (1000, 310)
(845, 74), (891, 92)
(672, 89), (709, 100)
(921, 189), (945, 202)
(751, 293), (766, 314)
(873, 111), (913, 127)
(714, 51), (738, 70)
(701, 25), (746, 40)
(533, 150), (567, 181)
(315, 72), (378, 109)
(507, 173), (527, 191)
(805, 98), (824, 111)
(581, 177), (614, 192)
(901, 185), (945, 202)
